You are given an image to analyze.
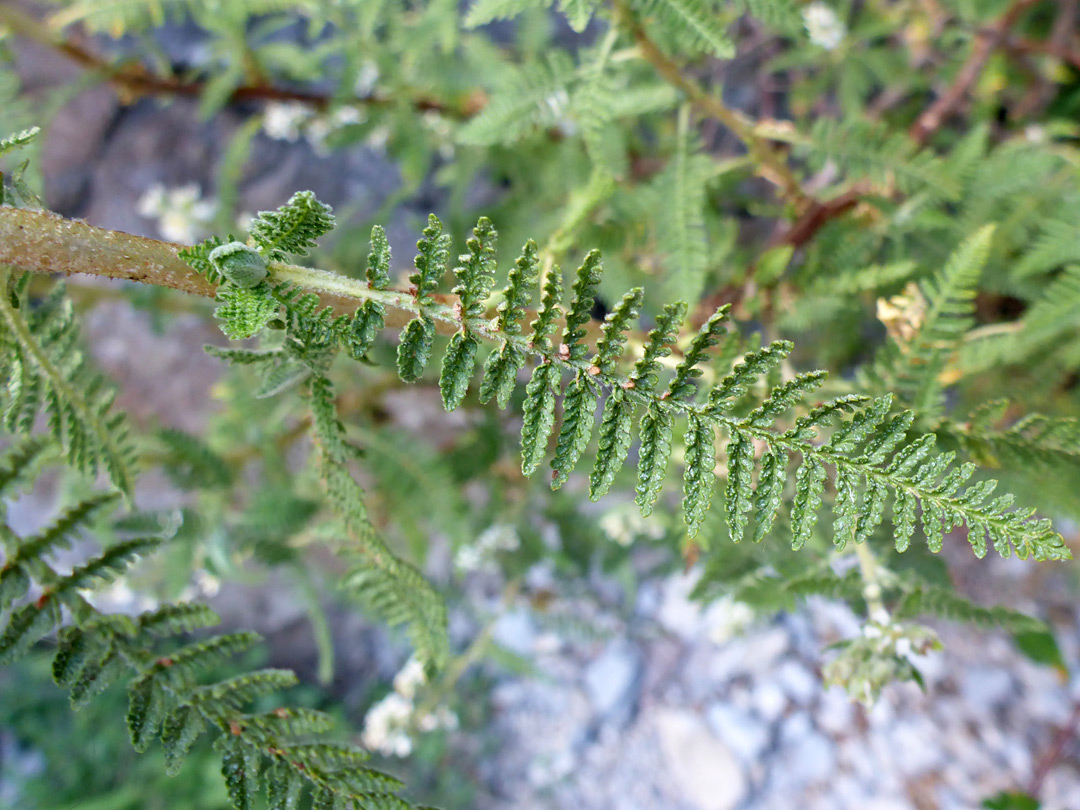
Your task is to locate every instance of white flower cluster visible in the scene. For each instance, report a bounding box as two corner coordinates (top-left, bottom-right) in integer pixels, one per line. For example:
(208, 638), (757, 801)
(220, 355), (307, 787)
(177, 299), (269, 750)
(261, 101), (364, 155)
(136, 182), (216, 244)
(598, 504), (665, 547)
(360, 657), (459, 758)
(802, 1), (846, 51)
(455, 523), (521, 573)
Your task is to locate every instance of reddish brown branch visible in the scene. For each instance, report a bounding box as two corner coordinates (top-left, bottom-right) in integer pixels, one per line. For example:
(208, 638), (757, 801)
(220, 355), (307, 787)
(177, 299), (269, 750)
(0, 4), (464, 117)
(910, 0), (1041, 144)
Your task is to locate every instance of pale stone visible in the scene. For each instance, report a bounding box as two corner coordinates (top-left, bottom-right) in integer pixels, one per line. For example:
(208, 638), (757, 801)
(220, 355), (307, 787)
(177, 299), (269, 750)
(654, 707), (748, 810)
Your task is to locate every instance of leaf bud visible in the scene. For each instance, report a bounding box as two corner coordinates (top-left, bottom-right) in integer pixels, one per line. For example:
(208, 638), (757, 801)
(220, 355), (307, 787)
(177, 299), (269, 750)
(209, 242), (268, 289)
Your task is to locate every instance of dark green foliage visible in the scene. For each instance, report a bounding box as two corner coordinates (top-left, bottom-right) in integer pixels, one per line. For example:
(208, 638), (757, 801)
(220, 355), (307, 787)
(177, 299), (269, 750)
(397, 317), (436, 382)
(520, 361), (560, 476)
(682, 414), (715, 538)
(629, 302), (686, 393)
(589, 389), (635, 499)
(667, 306), (731, 401)
(562, 250), (604, 362)
(725, 430), (754, 543)
(454, 217), (498, 319)
(411, 214), (451, 306)
(593, 287), (644, 375)
(551, 373), (598, 490)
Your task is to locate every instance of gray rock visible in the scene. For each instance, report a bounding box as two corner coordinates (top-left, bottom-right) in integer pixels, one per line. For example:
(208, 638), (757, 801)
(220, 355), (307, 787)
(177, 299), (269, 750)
(751, 681), (789, 723)
(706, 702), (771, 764)
(583, 639), (641, 722)
(492, 608), (537, 656)
(654, 707), (748, 810)
(777, 659), (818, 705)
(961, 666), (1014, 710)
(815, 685), (855, 735)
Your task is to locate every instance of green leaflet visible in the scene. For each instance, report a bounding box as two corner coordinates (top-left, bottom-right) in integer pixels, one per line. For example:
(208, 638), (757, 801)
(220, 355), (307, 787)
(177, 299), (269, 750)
(221, 741), (260, 810)
(708, 340), (793, 412)
(668, 306), (731, 400)
(215, 284), (279, 339)
(367, 224), (392, 289)
(752, 450), (786, 543)
(551, 373), (598, 489)
(832, 469), (860, 550)
(590, 389), (635, 500)
(530, 266), (564, 349)
(249, 190), (335, 261)
(397, 317), (435, 382)
(495, 240), (539, 335)
(562, 250), (604, 361)
(411, 215), (451, 305)
(791, 456), (826, 550)
(162, 706), (205, 776)
(682, 413), (715, 538)
(479, 342), (527, 407)
(348, 300), (386, 360)
(725, 430), (754, 543)
(629, 302), (686, 393)
(636, 403), (675, 517)
(521, 362), (560, 476)
(266, 767), (304, 810)
(593, 287), (644, 375)
(440, 332), (480, 411)
(127, 675), (166, 752)
(453, 217), (498, 318)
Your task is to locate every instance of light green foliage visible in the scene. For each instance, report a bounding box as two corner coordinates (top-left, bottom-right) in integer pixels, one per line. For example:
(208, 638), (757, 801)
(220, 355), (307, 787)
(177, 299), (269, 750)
(0, 447), (416, 810)
(631, 0), (735, 59)
(798, 119), (961, 200)
(249, 190), (336, 261)
(654, 106), (711, 305)
(0, 272), (136, 495)
(214, 284), (280, 339)
(877, 225), (995, 419)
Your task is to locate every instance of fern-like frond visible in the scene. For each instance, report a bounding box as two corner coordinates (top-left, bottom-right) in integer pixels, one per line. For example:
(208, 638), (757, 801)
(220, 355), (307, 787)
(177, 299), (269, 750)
(249, 190), (336, 262)
(960, 266), (1080, 375)
(798, 119), (962, 200)
(456, 53), (576, 146)
(0, 272), (137, 495)
(310, 377), (450, 673)
(463, 0), (551, 27)
(630, 0), (736, 58)
(654, 105), (711, 305)
(183, 197), (1070, 562)
(871, 225), (995, 420)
